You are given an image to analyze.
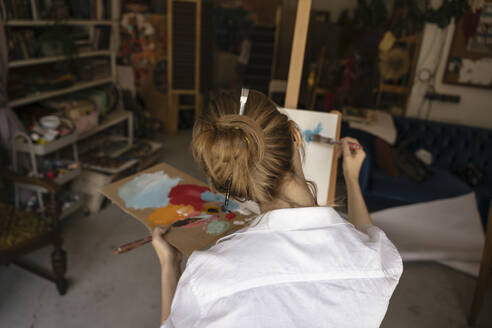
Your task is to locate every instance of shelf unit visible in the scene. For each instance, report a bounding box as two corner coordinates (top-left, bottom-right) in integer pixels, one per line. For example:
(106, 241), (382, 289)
(13, 110), (133, 156)
(11, 110), (133, 200)
(7, 0), (130, 219)
(8, 77), (113, 107)
(5, 20), (113, 26)
(8, 50), (111, 68)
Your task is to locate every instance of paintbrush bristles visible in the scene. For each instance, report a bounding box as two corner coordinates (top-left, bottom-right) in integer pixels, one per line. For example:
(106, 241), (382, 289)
(310, 134), (338, 144)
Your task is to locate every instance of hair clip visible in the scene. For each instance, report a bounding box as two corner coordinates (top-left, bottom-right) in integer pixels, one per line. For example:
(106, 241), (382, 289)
(239, 88), (249, 116)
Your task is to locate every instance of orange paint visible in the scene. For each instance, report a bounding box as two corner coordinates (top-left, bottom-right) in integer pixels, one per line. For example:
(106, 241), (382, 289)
(146, 204), (195, 227)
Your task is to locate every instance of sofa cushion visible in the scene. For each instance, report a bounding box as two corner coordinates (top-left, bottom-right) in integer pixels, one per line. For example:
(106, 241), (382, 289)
(373, 136), (400, 178)
(369, 168), (472, 204)
(393, 116), (492, 180)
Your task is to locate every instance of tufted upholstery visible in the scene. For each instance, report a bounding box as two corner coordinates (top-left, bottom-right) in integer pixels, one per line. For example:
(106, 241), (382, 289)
(393, 116), (492, 180)
(341, 116), (492, 227)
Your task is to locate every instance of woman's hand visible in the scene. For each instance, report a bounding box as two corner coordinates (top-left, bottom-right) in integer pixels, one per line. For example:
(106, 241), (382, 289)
(337, 137), (366, 185)
(153, 226), (183, 324)
(152, 226), (182, 270)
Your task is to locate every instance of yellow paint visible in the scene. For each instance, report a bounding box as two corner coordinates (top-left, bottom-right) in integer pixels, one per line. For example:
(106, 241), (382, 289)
(204, 203), (221, 214)
(146, 204), (195, 227)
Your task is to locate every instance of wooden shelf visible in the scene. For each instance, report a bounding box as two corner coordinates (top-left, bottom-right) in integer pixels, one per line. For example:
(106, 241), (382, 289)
(55, 166), (82, 185)
(13, 110), (132, 155)
(5, 20), (113, 26)
(8, 50), (112, 68)
(77, 110), (132, 141)
(13, 166), (81, 194)
(8, 77), (113, 107)
(379, 84), (409, 95)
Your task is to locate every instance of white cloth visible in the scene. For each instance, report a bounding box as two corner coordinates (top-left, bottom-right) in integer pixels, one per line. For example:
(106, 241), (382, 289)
(371, 193), (485, 276)
(161, 207), (403, 328)
(348, 110), (397, 145)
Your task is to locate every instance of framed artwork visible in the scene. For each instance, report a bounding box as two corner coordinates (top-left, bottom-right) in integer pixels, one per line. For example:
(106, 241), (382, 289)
(443, 3), (492, 89)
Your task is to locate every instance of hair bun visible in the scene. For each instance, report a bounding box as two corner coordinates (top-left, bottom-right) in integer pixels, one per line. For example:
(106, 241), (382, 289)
(215, 114), (265, 163)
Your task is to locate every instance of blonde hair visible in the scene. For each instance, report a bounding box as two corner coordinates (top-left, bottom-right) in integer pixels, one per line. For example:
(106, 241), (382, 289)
(192, 89), (315, 205)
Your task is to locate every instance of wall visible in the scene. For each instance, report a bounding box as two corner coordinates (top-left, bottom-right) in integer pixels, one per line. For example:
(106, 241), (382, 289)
(406, 21), (492, 130)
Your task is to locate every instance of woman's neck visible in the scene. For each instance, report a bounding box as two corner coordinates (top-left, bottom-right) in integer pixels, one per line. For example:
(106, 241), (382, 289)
(259, 174), (316, 213)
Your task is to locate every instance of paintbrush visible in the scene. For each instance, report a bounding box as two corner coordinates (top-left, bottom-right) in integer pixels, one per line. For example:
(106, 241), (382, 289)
(113, 217), (205, 255)
(310, 134), (361, 151)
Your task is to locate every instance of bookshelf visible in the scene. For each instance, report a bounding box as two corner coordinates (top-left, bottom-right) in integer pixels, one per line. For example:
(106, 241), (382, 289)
(5, 0), (134, 217)
(5, 0), (119, 108)
(8, 77), (113, 107)
(8, 49), (111, 68)
(5, 19), (113, 26)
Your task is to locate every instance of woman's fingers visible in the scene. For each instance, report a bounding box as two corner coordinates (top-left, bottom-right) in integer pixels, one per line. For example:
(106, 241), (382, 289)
(152, 226), (170, 243)
(340, 137), (365, 182)
(341, 138), (352, 157)
(342, 136), (360, 145)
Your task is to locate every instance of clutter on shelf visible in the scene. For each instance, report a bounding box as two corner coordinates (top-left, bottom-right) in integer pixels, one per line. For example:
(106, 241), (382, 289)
(36, 158), (80, 181)
(12, 84), (120, 145)
(27, 116), (74, 143)
(80, 138), (161, 174)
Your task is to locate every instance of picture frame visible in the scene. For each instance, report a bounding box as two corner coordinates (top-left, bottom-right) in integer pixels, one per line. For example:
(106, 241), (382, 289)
(443, 2), (492, 89)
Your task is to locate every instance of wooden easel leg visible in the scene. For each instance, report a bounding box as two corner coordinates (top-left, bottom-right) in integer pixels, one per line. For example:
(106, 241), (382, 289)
(195, 93), (203, 121)
(469, 202), (492, 325)
(167, 94), (180, 135)
(51, 236), (67, 295)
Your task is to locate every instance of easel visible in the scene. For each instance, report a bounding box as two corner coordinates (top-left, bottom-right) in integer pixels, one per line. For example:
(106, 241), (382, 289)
(284, 0), (340, 203)
(307, 46), (328, 110)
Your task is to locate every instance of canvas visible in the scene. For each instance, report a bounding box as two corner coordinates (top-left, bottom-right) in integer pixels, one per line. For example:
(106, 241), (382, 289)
(279, 108), (341, 205)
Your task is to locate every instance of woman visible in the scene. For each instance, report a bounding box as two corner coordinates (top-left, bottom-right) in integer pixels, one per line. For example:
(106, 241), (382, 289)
(152, 90), (402, 328)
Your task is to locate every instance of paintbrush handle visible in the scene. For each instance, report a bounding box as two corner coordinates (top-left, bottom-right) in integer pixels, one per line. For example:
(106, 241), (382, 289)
(114, 235), (153, 254)
(311, 134), (361, 150)
(113, 217), (205, 255)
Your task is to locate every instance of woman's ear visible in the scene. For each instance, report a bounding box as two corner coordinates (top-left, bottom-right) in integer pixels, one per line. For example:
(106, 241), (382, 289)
(290, 122), (302, 148)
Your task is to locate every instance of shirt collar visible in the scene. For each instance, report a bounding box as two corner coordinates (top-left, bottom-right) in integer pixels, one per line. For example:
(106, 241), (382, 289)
(247, 206), (348, 232)
(216, 206), (349, 245)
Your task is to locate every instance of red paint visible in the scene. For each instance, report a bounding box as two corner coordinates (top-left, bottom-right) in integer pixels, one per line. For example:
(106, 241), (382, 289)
(169, 184), (210, 211)
(181, 218), (208, 228)
(226, 212), (236, 220)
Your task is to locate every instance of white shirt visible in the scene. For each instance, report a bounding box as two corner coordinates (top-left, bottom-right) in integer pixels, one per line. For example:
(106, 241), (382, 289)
(161, 207), (403, 328)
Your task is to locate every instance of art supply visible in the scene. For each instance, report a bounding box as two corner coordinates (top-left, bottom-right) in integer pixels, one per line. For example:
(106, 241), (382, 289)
(224, 175), (232, 208)
(310, 134), (361, 151)
(102, 163), (255, 256)
(278, 108), (341, 205)
(113, 217), (205, 255)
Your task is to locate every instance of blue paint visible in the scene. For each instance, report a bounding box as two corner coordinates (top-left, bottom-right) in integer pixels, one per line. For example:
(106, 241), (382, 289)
(224, 200), (240, 211)
(118, 171), (181, 209)
(302, 122), (323, 143)
(200, 191), (216, 202)
(216, 193), (225, 203)
(200, 190), (240, 211)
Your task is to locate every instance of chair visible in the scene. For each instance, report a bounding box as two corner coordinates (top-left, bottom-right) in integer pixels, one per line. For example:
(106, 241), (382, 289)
(469, 201), (492, 325)
(0, 171), (68, 295)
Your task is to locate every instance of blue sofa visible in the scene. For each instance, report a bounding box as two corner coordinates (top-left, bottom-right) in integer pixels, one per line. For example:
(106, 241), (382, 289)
(341, 116), (492, 227)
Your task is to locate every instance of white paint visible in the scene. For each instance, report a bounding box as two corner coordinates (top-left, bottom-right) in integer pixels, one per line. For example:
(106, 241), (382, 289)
(406, 21), (492, 129)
